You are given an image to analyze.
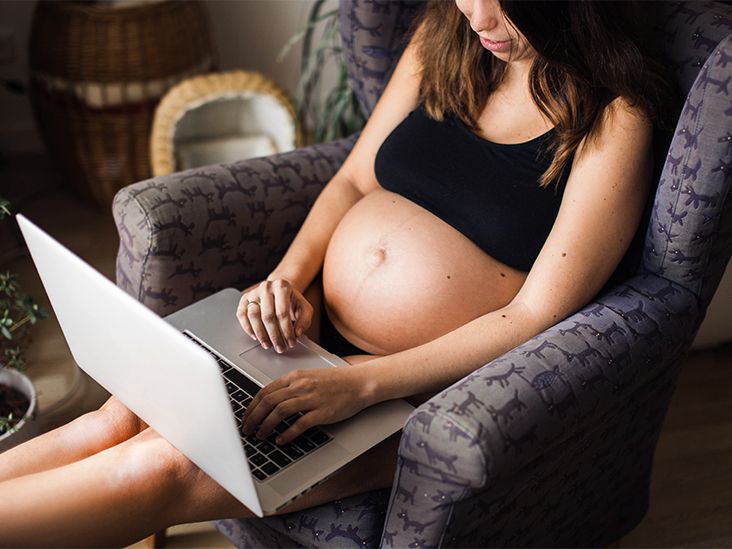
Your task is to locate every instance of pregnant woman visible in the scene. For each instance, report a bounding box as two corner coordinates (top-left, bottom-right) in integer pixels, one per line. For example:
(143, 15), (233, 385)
(0, 0), (676, 545)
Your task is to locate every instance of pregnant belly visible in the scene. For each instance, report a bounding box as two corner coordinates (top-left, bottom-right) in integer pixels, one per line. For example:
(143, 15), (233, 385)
(322, 189), (527, 355)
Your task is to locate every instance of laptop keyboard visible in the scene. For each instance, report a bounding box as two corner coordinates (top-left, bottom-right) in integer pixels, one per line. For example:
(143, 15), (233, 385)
(182, 332), (332, 481)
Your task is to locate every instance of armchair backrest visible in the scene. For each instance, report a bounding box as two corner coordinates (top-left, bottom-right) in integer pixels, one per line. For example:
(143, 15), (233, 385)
(339, 0), (732, 314)
(339, 0), (424, 119)
(642, 4), (732, 311)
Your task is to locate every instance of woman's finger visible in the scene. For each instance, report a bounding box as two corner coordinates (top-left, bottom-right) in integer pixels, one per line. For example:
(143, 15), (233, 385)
(293, 296), (313, 339)
(255, 397), (309, 441)
(242, 371), (294, 425)
(241, 385), (293, 435)
(277, 410), (319, 445)
(246, 298), (270, 348)
(236, 295), (258, 341)
(272, 281), (297, 349)
(258, 288), (287, 353)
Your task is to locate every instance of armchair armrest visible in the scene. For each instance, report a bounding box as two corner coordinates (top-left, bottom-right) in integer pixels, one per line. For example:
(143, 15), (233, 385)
(112, 135), (356, 315)
(382, 273), (701, 546)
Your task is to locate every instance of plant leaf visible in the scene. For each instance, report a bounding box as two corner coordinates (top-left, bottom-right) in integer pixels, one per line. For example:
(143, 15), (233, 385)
(0, 197), (10, 220)
(276, 7), (337, 64)
(288, 1), (367, 142)
(302, 1), (334, 71)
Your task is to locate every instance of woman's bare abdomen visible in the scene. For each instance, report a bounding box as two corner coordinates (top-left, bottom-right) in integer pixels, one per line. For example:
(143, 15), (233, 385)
(322, 189), (527, 355)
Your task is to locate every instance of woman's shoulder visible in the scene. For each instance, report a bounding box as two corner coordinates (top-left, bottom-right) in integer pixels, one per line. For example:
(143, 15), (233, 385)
(578, 95), (653, 158)
(606, 96), (655, 135)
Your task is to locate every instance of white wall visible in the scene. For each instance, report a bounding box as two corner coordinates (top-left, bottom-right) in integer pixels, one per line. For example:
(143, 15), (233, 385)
(0, 0), (337, 155)
(205, 0), (338, 104)
(205, 0), (340, 140)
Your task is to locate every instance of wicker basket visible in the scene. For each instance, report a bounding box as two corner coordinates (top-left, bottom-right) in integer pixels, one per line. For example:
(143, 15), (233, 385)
(28, 0), (216, 210)
(150, 70), (303, 176)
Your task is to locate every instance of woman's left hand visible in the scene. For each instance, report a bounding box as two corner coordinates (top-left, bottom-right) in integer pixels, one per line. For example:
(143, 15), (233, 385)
(240, 365), (374, 445)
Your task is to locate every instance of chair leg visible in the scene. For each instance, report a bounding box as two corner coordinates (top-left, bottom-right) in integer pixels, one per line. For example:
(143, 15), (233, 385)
(144, 529), (167, 548)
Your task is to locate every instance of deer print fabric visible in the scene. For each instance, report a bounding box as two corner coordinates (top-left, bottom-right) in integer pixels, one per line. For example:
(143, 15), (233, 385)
(339, 0), (426, 120)
(113, 136), (356, 316)
(643, 29), (732, 306)
(381, 273), (699, 547)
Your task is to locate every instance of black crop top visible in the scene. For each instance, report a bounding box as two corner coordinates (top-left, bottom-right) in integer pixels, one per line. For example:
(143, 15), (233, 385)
(374, 104), (569, 272)
(374, 104), (664, 294)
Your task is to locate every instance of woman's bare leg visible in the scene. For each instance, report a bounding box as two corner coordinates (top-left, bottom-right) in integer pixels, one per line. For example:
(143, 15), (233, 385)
(0, 426), (255, 548)
(0, 396), (146, 482)
(0, 415), (398, 547)
(0, 410), (398, 547)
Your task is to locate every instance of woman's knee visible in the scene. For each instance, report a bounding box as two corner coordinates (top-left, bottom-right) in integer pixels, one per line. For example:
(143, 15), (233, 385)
(128, 429), (195, 480)
(64, 401), (136, 450)
(116, 429), (253, 522)
(91, 396), (146, 443)
(106, 429), (199, 514)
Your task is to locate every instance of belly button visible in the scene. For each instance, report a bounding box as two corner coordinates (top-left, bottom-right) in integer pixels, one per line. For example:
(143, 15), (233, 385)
(368, 247), (387, 267)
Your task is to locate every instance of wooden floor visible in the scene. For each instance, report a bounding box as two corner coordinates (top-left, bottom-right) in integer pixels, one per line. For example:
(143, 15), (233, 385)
(1, 153), (731, 547)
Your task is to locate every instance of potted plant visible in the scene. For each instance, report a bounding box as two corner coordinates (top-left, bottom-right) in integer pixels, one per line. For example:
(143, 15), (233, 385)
(0, 197), (46, 451)
(0, 367), (37, 450)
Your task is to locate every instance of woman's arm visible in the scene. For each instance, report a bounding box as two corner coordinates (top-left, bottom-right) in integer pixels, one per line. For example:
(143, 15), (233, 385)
(265, 27), (424, 294)
(237, 23), (424, 350)
(358, 97), (655, 403)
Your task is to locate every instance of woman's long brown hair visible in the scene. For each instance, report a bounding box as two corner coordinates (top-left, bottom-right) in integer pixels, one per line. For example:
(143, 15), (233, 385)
(410, 1), (679, 188)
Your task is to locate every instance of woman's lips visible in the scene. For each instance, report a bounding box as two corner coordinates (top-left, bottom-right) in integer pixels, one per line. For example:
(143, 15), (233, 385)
(480, 36), (511, 52)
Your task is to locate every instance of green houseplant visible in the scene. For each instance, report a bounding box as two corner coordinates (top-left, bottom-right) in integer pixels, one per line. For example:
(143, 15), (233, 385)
(278, 0), (366, 144)
(0, 197), (46, 441)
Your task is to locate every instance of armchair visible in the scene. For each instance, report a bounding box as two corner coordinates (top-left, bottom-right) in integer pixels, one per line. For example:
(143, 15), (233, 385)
(112, 1), (732, 547)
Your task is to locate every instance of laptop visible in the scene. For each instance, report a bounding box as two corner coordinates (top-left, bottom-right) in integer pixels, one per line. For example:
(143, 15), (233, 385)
(16, 214), (414, 517)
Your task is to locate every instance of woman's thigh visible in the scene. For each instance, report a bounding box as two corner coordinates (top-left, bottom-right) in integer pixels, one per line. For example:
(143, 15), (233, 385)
(0, 426), (249, 547)
(0, 395), (147, 482)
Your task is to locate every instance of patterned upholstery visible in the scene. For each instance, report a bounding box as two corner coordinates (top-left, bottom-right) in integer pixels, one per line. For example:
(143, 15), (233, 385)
(339, 0), (425, 119)
(643, 10), (732, 310)
(112, 1), (732, 547)
(113, 136), (356, 312)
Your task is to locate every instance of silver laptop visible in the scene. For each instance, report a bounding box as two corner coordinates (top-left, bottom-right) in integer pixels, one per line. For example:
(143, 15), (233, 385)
(16, 214), (413, 517)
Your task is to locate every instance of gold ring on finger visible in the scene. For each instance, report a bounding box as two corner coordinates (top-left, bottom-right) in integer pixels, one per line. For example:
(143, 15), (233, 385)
(246, 300), (261, 307)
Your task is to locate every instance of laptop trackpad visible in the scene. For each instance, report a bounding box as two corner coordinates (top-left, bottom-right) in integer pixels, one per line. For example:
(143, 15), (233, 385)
(239, 342), (332, 381)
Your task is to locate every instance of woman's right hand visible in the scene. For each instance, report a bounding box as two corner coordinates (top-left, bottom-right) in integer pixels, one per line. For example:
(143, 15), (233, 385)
(236, 279), (314, 354)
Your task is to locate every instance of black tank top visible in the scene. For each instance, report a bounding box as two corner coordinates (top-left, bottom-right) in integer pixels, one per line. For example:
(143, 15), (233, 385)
(374, 103), (663, 296)
(374, 104), (569, 272)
